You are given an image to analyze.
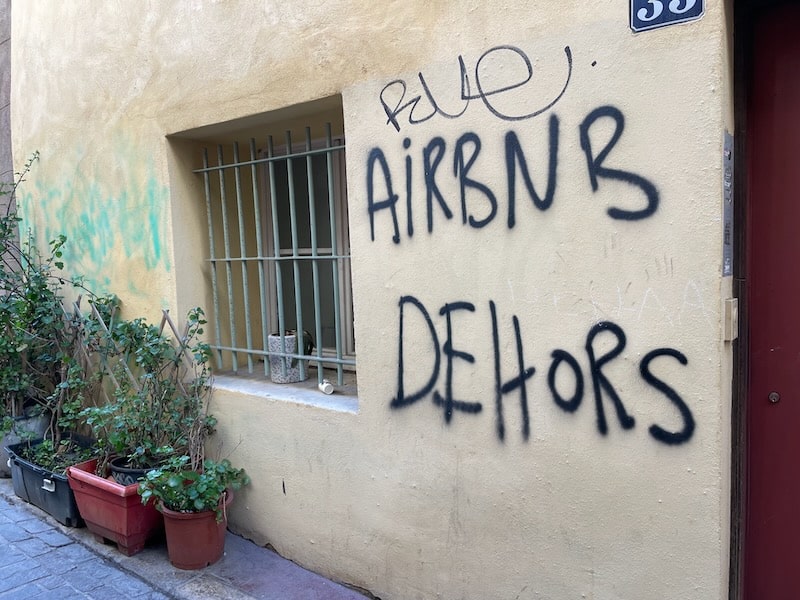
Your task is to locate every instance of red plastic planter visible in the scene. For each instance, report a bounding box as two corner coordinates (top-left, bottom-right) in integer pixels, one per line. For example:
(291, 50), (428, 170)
(66, 459), (163, 556)
(160, 491), (232, 570)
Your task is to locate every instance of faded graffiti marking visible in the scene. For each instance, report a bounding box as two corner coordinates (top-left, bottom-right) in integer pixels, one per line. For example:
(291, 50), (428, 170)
(380, 45), (573, 132)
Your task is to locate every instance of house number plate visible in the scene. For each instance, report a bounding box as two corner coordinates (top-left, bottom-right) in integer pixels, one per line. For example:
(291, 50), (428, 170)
(630, 0), (705, 32)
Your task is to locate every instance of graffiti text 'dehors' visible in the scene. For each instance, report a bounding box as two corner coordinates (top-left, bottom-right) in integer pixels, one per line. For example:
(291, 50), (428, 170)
(391, 296), (695, 446)
(380, 45), (573, 132)
(367, 105), (659, 245)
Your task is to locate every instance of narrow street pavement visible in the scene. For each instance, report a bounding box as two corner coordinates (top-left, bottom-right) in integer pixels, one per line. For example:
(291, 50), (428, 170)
(0, 478), (372, 600)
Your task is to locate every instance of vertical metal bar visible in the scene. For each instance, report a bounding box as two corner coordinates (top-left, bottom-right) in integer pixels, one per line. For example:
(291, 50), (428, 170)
(202, 148), (224, 370)
(250, 138), (269, 376)
(305, 127), (324, 384)
(217, 145), (238, 373)
(325, 124), (345, 385)
(232, 142), (254, 373)
(285, 130), (306, 380)
(267, 136), (288, 379)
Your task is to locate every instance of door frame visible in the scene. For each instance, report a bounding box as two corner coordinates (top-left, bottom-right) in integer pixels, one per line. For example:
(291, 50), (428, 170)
(730, 1), (796, 598)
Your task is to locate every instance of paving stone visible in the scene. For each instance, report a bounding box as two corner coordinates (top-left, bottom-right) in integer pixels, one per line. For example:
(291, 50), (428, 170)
(109, 572), (160, 597)
(54, 542), (97, 566)
(85, 584), (127, 599)
(63, 566), (107, 592)
(16, 536), (56, 557)
(34, 553), (78, 576)
(0, 545), (27, 568)
(0, 562), (47, 593)
(31, 585), (86, 599)
(0, 502), (37, 523)
(103, 568), (155, 591)
(0, 521), (33, 542)
(37, 529), (73, 548)
(18, 518), (55, 534)
(97, 580), (164, 600)
(72, 559), (120, 581)
(0, 581), (44, 599)
(34, 574), (71, 591)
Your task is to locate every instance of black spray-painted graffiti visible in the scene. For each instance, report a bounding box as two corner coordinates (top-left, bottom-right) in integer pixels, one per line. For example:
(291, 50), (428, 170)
(390, 296), (695, 446)
(367, 105), (660, 245)
(377, 43), (685, 445)
(380, 45), (573, 132)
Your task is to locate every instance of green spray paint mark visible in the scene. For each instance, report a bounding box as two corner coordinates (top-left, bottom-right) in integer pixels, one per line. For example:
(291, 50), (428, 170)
(19, 158), (172, 298)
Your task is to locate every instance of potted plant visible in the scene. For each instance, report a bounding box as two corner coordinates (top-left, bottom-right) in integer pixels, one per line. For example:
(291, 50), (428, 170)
(80, 306), (216, 482)
(0, 227), (102, 525)
(0, 155), (37, 462)
(68, 307), (216, 554)
(0, 155), (54, 476)
(138, 455), (250, 570)
(66, 455), (165, 555)
(0, 156), (106, 525)
(134, 336), (248, 570)
(5, 434), (96, 527)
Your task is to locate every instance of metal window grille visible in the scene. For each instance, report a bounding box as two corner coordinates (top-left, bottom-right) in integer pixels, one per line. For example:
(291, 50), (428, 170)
(194, 123), (355, 386)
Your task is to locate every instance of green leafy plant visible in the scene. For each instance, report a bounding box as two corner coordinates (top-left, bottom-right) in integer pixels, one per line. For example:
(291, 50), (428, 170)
(0, 153), (100, 452)
(138, 455), (250, 521)
(80, 307), (217, 473)
(1, 155), (217, 485)
(16, 437), (96, 475)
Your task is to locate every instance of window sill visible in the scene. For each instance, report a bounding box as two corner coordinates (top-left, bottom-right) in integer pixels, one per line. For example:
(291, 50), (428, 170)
(212, 373), (359, 414)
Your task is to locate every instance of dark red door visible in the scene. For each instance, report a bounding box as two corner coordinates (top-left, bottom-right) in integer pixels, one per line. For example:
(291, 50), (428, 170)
(745, 4), (800, 598)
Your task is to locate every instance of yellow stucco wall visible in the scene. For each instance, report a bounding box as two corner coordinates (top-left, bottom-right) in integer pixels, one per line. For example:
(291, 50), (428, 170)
(12, 2), (734, 599)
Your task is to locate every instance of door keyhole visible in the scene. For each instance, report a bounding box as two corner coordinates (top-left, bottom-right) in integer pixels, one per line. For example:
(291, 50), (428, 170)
(768, 391), (781, 404)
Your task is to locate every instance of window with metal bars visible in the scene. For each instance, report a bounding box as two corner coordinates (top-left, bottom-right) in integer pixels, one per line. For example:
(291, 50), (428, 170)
(195, 123), (355, 390)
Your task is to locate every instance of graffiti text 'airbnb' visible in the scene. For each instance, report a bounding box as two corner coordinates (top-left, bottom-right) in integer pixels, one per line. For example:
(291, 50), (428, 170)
(367, 105), (660, 246)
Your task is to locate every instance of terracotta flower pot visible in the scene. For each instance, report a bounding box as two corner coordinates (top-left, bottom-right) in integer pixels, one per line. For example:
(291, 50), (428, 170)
(160, 490), (233, 570)
(66, 459), (163, 555)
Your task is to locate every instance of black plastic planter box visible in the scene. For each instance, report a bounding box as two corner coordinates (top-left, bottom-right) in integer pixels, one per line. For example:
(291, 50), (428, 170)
(5, 440), (85, 527)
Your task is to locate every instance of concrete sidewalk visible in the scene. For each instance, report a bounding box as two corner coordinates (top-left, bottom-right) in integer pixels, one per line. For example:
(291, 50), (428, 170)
(0, 478), (373, 600)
